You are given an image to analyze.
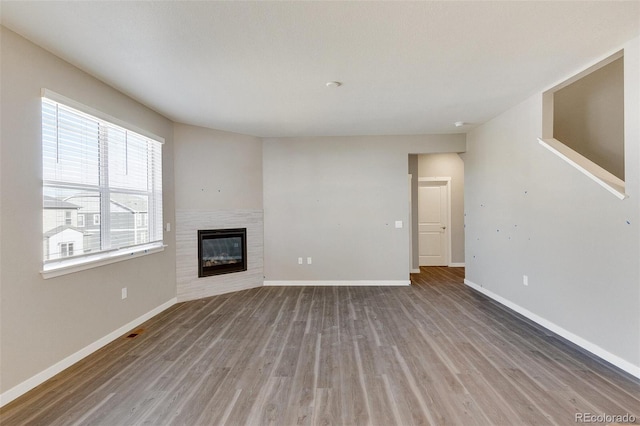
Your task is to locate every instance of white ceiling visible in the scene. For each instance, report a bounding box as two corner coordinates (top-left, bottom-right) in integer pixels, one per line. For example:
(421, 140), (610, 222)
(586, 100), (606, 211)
(1, 1), (639, 137)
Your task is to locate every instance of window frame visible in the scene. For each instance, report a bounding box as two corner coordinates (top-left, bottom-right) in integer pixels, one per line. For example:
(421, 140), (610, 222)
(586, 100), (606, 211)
(41, 89), (165, 279)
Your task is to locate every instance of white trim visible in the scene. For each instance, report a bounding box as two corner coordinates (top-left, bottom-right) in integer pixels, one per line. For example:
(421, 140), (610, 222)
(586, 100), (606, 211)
(0, 297), (177, 407)
(538, 138), (627, 200)
(448, 263), (465, 267)
(418, 176), (452, 183)
(41, 88), (165, 144)
(264, 280), (411, 287)
(42, 243), (166, 279)
(408, 174), (414, 276)
(410, 268), (421, 274)
(464, 279), (640, 379)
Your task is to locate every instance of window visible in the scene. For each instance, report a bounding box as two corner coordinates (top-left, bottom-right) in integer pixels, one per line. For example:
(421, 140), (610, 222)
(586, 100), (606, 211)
(42, 90), (163, 274)
(60, 242), (74, 257)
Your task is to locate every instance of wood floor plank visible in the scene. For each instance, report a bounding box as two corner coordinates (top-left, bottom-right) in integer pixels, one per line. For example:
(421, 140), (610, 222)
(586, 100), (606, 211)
(360, 375), (395, 426)
(456, 372), (524, 424)
(2, 267), (639, 425)
(310, 388), (339, 426)
(247, 376), (292, 425)
(282, 332), (318, 425)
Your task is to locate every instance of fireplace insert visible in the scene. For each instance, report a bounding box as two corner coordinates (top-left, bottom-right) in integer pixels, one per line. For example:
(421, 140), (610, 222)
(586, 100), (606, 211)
(198, 228), (247, 277)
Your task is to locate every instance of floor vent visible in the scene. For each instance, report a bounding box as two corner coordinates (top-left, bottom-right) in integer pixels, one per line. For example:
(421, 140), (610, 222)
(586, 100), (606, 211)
(125, 328), (145, 339)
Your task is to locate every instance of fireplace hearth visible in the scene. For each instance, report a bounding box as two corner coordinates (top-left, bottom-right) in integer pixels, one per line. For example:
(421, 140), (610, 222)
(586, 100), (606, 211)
(198, 228), (247, 277)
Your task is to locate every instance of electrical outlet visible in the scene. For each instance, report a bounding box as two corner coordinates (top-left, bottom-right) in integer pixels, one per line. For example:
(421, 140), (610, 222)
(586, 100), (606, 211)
(523, 275), (528, 286)
(307, 257), (312, 265)
(298, 257), (303, 265)
(121, 287), (128, 299)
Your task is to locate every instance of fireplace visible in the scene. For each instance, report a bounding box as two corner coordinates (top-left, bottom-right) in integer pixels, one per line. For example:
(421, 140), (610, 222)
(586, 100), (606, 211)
(198, 228), (247, 277)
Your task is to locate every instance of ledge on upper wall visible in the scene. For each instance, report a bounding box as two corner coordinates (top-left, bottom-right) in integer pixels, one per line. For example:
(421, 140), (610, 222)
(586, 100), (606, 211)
(538, 137), (627, 200)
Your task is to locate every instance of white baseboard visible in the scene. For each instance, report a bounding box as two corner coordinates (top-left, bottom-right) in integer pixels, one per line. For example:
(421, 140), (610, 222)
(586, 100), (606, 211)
(0, 298), (177, 407)
(264, 280), (410, 286)
(464, 279), (640, 379)
(410, 269), (421, 274)
(448, 263), (465, 267)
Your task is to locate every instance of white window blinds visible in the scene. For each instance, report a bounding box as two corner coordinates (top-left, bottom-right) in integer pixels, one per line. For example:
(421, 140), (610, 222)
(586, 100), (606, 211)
(42, 95), (163, 263)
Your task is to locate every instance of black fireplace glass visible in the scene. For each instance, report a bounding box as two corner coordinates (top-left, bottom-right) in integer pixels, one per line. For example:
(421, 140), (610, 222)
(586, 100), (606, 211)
(198, 228), (247, 277)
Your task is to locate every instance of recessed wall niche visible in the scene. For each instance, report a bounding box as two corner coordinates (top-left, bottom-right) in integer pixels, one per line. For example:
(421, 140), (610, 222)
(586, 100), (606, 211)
(539, 50), (626, 199)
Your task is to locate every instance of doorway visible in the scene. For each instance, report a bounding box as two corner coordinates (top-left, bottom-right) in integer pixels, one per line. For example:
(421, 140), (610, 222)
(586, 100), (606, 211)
(418, 178), (451, 266)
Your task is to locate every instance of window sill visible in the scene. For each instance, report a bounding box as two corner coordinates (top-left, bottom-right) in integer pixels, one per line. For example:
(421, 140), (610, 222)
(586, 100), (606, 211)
(538, 138), (627, 200)
(41, 243), (166, 279)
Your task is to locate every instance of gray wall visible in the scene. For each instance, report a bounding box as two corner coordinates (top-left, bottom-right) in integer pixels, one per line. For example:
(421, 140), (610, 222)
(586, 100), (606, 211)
(418, 153), (465, 265)
(174, 124), (263, 301)
(554, 57), (625, 180)
(0, 27), (177, 394)
(174, 124), (263, 211)
(263, 135), (465, 282)
(464, 37), (639, 371)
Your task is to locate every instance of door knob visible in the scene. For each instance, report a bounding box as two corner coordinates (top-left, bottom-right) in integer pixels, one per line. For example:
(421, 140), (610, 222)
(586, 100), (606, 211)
(441, 226), (446, 230)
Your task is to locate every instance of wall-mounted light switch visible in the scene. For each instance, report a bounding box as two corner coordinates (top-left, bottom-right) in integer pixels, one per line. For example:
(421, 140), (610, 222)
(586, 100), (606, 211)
(298, 257), (303, 265)
(523, 275), (529, 286)
(307, 257), (312, 265)
(121, 287), (128, 299)
(395, 220), (403, 228)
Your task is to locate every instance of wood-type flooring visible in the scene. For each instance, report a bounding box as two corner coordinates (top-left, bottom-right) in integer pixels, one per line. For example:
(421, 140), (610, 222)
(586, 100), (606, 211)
(1, 267), (639, 425)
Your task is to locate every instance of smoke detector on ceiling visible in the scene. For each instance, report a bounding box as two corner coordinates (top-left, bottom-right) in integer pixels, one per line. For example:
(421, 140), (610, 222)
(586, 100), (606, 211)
(326, 81), (342, 88)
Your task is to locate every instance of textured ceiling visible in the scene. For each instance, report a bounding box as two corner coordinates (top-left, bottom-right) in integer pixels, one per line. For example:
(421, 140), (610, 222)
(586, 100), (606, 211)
(1, 1), (639, 137)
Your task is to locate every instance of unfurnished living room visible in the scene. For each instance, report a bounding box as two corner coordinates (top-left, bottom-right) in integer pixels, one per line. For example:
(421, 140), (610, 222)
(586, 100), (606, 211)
(1, 1), (639, 425)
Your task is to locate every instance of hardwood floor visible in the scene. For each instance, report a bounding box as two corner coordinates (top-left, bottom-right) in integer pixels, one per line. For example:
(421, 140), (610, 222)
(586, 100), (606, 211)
(2, 267), (639, 425)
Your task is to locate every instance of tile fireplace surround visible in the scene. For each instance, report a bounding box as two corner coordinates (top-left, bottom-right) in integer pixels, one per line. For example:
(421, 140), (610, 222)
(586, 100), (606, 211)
(176, 210), (263, 302)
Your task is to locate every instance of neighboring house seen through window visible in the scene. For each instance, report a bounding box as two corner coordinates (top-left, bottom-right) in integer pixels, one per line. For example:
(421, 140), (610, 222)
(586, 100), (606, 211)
(42, 91), (163, 269)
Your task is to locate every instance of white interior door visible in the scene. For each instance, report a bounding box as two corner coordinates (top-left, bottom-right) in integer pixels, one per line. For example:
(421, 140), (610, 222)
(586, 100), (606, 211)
(418, 180), (449, 266)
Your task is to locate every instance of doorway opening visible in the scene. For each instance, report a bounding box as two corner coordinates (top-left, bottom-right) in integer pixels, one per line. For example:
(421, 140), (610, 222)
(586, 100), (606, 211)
(408, 153), (465, 273)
